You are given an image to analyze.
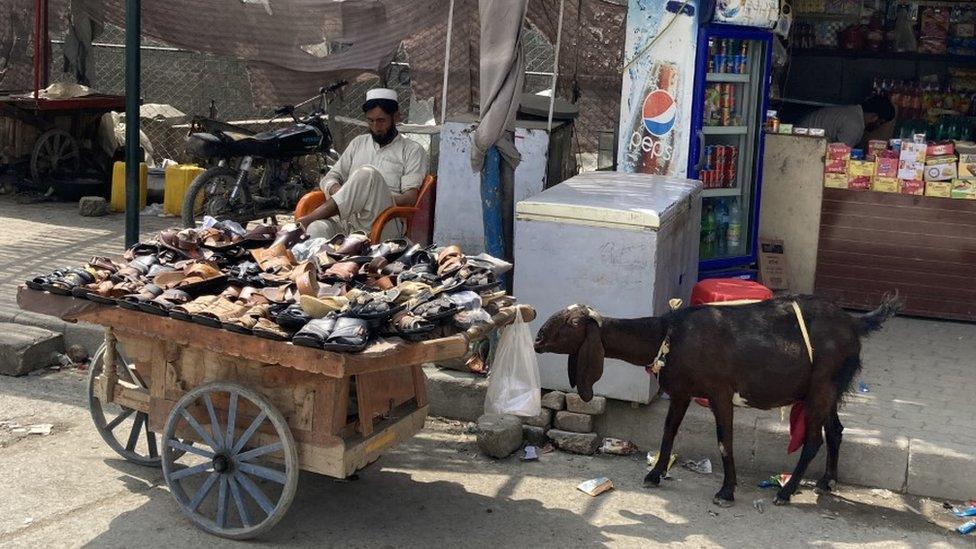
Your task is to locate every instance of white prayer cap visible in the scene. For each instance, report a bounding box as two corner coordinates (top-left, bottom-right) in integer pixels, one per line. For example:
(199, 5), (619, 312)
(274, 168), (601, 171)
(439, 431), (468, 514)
(365, 88), (398, 103)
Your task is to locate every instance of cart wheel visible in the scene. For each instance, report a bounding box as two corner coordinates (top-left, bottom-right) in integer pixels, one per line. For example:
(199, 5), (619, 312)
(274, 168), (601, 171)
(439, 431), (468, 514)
(161, 382), (299, 540)
(30, 129), (80, 188)
(88, 343), (177, 467)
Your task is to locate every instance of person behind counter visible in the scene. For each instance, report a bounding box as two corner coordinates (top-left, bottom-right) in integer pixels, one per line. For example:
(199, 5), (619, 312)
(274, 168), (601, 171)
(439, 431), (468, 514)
(798, 95), (896, 148)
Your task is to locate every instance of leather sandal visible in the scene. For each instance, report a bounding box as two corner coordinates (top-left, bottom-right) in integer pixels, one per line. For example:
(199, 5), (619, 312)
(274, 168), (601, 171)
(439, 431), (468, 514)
(276, 304), (312, 331)
(389, 310), (436, 342)
(141, 288), (191, 316)
(369, 238), (411, 261)
(26, 269), (68, 291)
(292, 315), (339, 348)
(170, 295), (220, 322)
(222, 303), (271, 335)
(46, 268), (96, 296)
(190, 297), (250, 329)
(252, 317), (292, 341)
(119, 284), (164, 310)
(412, 294), (461, 322)
(437, 245), (465, 277)
(299, 294), (349, 318)
(327, 231), (370, 258)
(322, 316), (371, 352)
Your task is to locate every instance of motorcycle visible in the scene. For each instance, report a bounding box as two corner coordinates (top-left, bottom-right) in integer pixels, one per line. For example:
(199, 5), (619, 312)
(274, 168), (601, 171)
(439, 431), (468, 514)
(181, 81), (347, 228)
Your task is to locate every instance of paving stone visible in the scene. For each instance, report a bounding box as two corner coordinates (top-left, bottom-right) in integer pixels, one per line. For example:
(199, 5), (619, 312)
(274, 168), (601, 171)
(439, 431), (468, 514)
(541, 390), (566, 411)
(0, 323), (63, 376)
(565, 393), (607, 415)
(548, 429), (600, 455)
(522, 408), (552, 428)
(554, 411), (594, 433)
(522, 425), (549, 447)
(476, 414), (522, 459)
(78, 196), (108, 217)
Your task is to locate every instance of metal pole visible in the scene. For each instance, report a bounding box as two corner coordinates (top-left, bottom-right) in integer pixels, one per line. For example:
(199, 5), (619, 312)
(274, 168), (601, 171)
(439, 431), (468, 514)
(33, 0), (41, 98)
(546, 0), (565, 133)
(124, 0), (141, 248)
(440, 0), (455, 124)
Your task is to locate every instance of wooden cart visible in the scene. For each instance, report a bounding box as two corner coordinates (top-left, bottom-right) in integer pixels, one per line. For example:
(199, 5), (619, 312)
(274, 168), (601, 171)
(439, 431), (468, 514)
(18, 287), (534, 540)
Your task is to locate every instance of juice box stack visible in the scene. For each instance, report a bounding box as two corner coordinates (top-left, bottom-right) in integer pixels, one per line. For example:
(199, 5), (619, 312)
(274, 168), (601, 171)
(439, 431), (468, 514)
(823, 135), (976, 199)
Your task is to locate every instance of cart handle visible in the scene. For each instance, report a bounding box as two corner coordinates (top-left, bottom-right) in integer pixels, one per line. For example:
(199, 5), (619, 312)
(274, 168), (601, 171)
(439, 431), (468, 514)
(464, 304), (536, 342)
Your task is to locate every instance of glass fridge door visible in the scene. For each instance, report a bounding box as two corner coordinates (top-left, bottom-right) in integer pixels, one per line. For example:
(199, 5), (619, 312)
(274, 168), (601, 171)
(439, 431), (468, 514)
(693, 30), (770, 269)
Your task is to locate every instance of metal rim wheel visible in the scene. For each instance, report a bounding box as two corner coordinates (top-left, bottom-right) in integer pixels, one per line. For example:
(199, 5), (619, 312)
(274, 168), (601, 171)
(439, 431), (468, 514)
(87, 343), (175, 466)
(161, 382), (299, 540)
(30, 129), (80, 187)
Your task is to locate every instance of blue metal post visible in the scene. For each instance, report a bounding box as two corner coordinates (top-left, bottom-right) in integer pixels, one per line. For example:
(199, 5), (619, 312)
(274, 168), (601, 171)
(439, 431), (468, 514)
(481, 146), (505, 260)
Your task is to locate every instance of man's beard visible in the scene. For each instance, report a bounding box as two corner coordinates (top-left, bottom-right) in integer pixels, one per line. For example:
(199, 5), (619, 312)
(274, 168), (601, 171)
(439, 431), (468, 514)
(371, 127), (398, 146)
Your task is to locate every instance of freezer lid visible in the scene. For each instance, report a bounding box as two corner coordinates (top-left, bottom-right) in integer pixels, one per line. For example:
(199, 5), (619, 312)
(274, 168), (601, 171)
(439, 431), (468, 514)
(516, 172), (702, 230)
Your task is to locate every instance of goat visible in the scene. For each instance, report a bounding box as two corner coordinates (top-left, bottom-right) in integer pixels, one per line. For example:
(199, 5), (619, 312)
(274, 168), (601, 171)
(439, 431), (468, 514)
(534, 295), (901, 507)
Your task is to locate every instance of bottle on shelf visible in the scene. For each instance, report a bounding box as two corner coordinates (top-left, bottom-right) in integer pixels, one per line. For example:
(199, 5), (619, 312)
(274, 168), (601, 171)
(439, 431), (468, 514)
(727, 199), (742, 252)
(701, 204), (716, 259)
(716, 199), (730, 257)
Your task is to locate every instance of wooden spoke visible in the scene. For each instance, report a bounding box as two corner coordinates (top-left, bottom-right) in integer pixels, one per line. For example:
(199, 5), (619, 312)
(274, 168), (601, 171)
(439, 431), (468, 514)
(105, 408), (134, 431)
(235, 442), (282, 463)
(236, 462), (287, 485)
(125, 412), (146, 452)
(190, 472), (220, 511)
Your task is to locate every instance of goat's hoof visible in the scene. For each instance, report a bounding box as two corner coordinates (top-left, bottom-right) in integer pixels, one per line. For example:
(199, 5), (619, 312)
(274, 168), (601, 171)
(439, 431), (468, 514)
(814, 479), (835, 495)
(773, 496), (791, 506)
(712, 496), (735, 508)
(643, 471), (662, 488)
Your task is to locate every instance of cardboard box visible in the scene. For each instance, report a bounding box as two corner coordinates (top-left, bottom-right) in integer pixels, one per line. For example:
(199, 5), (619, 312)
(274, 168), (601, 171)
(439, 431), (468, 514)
(847, 160), (876, 177)
(924, 155), (958, 181)
(758, 238), (790, 291)
(955, 141), (976, 155)
(901, 179), (925, 195)
(898, 142), (927, 180)
(875, 156), (899, 178)
(951, 179), (976, 199)
(867, 140), (888, 160)
(825, 143), (851, 174)
(848, 175), (872, 191)
(925, 180), (952, 198)
(824, 173), (848, 189)
(927, 142), (955, 157)
(958, 153), (976, 179)
(872, 177), (900, 193)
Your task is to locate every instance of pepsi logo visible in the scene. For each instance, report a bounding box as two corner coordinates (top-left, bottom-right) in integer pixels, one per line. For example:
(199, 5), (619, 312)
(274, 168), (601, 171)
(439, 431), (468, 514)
(642, 89), (677, 137)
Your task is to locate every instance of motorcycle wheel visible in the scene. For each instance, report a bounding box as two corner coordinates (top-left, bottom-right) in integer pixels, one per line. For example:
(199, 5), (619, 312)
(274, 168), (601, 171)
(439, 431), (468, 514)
(181, 166), (250, 228)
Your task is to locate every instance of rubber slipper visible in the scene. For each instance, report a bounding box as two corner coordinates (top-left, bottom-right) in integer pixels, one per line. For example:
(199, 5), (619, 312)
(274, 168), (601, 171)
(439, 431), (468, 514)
(292, 315), (339, 348)
(322, 316), (371, 352)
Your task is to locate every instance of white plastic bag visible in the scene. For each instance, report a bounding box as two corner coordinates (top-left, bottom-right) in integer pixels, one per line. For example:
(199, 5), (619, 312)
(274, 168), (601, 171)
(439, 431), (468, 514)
(484, 310), (541, 417)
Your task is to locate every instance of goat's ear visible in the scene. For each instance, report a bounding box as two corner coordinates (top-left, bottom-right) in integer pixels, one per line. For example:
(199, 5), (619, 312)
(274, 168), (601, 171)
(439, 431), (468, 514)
(576, 321), (605, 402)
(567, 353), (579, 389)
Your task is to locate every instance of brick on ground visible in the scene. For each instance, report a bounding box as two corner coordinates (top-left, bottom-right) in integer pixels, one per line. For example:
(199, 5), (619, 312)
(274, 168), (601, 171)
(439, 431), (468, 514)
(565, 393), (606, 415)
(554, 411), (593, 433)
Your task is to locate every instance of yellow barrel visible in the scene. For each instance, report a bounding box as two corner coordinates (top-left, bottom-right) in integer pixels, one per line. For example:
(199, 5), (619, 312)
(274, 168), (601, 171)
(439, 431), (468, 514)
(110, 162), (148, 212)
(163, 164), (205, 216)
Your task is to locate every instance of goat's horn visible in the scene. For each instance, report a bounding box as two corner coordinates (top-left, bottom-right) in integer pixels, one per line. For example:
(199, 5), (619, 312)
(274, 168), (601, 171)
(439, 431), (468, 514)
(584, 306), (604, 327)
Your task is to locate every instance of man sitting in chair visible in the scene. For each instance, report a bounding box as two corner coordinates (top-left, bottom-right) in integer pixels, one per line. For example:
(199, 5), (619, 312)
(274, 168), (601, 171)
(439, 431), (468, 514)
(297, 88), (428, 239)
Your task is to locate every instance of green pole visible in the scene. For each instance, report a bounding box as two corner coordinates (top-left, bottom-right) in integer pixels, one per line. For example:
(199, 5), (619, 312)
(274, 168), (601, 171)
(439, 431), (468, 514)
(124, 0), (141, 248)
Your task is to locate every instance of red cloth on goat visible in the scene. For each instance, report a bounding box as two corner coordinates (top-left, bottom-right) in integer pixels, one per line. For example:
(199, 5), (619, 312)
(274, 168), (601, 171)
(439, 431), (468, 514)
(789, 401), (806, 454)
(690, 278), (774, 306)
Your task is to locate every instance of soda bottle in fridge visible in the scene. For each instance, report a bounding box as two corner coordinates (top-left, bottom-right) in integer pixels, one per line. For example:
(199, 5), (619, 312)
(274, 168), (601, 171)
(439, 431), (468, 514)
(727, 199), (741, 252)
(702, 205), (717, 259)
(715, 199), (729, 256)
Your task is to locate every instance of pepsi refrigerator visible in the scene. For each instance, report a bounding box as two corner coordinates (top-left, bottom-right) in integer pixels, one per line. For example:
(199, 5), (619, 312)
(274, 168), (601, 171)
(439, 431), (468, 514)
(618, 1), (775, 278)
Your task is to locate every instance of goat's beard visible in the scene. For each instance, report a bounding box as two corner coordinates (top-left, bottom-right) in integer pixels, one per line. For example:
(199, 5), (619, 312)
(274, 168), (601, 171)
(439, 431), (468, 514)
(370, 127), (398, 146)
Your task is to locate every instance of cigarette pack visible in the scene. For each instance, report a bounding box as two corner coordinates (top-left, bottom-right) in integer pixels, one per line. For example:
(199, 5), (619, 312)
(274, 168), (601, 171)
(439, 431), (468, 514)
(848, 175), (872, 191)
(848, 160), (876, 177)
(900, 179), (925, 196)
(824, 173), (848, 189)
(872, 177), (900, 193)
(924, 180), (952, 198)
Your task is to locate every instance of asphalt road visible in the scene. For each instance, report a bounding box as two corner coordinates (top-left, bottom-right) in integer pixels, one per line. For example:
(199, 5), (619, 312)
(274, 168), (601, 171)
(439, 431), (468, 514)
(0, 369), (972, 548)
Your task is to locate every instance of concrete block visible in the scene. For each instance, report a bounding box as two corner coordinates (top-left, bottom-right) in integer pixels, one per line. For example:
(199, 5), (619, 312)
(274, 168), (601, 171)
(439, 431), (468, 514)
(78, 196), (108, 217)
(566, 393), (606, 415)
(476, 414), (522, 459)
(907, 438), (976, 500)
(522, 408), (552, 428)
(0, 323), (63, 376)
(554, 411), (594, 433)
(424, 366), (487, 422)
(541, 390), (566, 411)
(548, 429), (600, 455)
(522, 425), (548, 447)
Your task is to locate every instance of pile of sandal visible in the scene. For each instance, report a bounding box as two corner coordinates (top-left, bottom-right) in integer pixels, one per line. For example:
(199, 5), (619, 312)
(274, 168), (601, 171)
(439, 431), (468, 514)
(25, 220), (510, 353)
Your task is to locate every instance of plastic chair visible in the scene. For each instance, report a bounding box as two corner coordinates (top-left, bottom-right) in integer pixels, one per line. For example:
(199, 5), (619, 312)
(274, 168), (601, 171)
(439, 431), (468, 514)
(293, 174), (437, 245)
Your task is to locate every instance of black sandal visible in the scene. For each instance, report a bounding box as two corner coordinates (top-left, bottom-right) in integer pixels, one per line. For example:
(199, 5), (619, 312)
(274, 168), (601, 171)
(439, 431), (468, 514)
(292, 315), (338, 348)
(322, 316), (371, 352)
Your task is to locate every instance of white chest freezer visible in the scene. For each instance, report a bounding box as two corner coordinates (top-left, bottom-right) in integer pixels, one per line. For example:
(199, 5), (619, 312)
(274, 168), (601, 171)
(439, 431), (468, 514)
(514, 172), (702, 403)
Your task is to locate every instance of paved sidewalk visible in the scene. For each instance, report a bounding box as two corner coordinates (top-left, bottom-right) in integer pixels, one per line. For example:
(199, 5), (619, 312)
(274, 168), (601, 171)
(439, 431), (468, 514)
(1, 195), (974, 500)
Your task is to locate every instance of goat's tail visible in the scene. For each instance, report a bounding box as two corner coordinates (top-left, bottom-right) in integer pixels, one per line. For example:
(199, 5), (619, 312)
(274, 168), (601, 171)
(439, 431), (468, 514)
(853, 292), (903, 336)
